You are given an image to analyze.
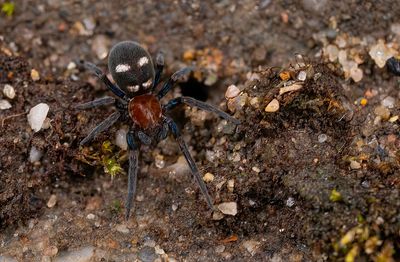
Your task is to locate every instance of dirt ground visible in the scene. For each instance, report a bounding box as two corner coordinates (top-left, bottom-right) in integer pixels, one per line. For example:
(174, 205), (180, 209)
(0, 0), (399, 261)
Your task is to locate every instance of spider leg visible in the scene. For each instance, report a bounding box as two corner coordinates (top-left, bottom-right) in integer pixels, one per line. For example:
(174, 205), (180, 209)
(80, 111), (120, 146)
(83, 61), (128, 101)
(157, 119), (169, 141)
(156, 67), (193, 99)
(165, 117), (214, 210)
(152, 52), (164, 91)
(75, 96), (115, 110)
(137, 130), (152, 145)
(164, 96), (240, 125)
(125, 130), (139, 220)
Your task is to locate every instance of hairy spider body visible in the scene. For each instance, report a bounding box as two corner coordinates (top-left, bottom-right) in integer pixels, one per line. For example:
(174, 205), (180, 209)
(76, 41), (239, 219)
(129, 94), (162, 129)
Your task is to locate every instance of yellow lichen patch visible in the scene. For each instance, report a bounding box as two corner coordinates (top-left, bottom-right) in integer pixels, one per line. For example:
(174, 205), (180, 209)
(345, 245), (359, 262)
(360, 98), (368, 106)
(102, 156), (124, 179)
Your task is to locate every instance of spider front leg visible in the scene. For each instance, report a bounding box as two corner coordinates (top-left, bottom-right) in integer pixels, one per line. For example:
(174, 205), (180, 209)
(156, 67), (193, 99)
(165, 117), (214, 210)
(80, 111), (120, 146)
(152, 52), (164, 91)
(125, 130), (139, 220)
(164, 96), (240, 125)
(83, 61), (128, 101)
(75, 96), (115, 110)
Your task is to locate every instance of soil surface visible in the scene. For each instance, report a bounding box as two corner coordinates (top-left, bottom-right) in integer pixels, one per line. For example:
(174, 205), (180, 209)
(0, 1), (399, 261)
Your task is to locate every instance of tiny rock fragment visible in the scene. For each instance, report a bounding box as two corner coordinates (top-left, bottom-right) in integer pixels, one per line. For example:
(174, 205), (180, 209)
(3, 84), (15, 99)
(28, 103), (50, 132)
(374, 106), (391, 120)
(115, 224), (130, 234)
(389, 115), (398, 123)
(381, 96), (395, 109)
(115, 128), (128, 150)
(220, 234), (238, 244)
(225, 84), (240, 99)
(30, 69), (40, 81)
(212, 210), (224, 220)
(265, 99), (279, 113)
(203, 172), (214, 182)
(252, 166), (260, 173)
(350, 67), (363, 82)
(92, 35), (109, 60)
(227, 179), (234, 192)
(29, 146), (43, 163)
(218, 202), (238, 216)
(279, 83), (302, 95)
(318, 134), (328, 143)
(86, 213), (95, 220)
(297, 71), (307, 81)
(47, 194), (57, 208)
(286, 197), (295, 207)
(249, 97), (259, 108)
(350, 160), (361, 170)
(242, 240), (261, 256)
(0, 99), (12, 110)
(369, 40), (396, 68)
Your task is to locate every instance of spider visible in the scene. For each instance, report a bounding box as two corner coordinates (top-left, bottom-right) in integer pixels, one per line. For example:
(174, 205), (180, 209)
(76, 41), (240, 219)
(386, 56), (400, 76)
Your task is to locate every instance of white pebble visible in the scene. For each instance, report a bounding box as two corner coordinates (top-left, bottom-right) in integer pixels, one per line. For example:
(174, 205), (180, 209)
(350, 160), (361, 170)
(242, 240), (260, 256)
(217, 202), (237, 216)
(381, 96), (395, 109)
(54, 246), (95, 262)
(29, 146), (43, 163)
(27, 103), (50, 132)
(115, 128), (127, 150)
(297, 71), (307, 81)
(225, 85), (240, 99)
(3, 84), (15, 99)
(286, 197), (295, 207)
(369, 40), (396, 68)
(318, 134), (327, 143)
(0, 99), (12, 110)
(86, 213), (95, 220)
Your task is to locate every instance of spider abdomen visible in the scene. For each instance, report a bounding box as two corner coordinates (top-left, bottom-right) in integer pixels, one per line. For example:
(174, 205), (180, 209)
(128, 94), (162, 129)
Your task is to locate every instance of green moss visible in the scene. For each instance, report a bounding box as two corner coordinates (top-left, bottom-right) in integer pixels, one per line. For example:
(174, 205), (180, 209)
(329, 189), (343, 202)
(1, 2), (15, 17)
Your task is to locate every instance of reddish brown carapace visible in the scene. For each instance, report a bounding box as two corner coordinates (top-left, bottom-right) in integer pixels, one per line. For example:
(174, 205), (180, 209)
(128, 94), (162, 129)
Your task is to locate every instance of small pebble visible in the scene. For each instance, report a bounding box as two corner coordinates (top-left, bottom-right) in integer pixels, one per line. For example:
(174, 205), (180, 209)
(217, 202), (238, 216)
(212, 210), (224, 220)
(369, 40), (396, 68)
(350, 160), (361, 170)
(92, 35), (109, 60)
(227, 179), (235, 192)
(318, 134), (327, 143)
(138, 246), (157, 262)
(154, 245), (165, 255)
(225, 85), (240, 99)
(86, 213), (95, 220)
(381, 96), (395, 109)
(286, 197), (295, 207)
(3, 84), (15, 99)
(27, 103), (50, 132)
(203, 172), (214, 182)
(115, 224), (130, 234)
(0, 99), (12, 110)
(252, 166), (260, 173)
(374, 106), (390, 120)
(242, 240), (260, 256)
(115, 128), (128, 150)
(389, 115), (398, 123)
(265, 99), (279, 112)
(29, 146), (43, 163)
(47, 194), (57, 208)
(215, 245), (225, 253)
(54, 246), (95, 262)
(67, 62), (76, 70)
(172, 204), (178, 211)
(297, 71), (307, 81)
(350, 67), (363, 82)
(31, 69), (40, 81)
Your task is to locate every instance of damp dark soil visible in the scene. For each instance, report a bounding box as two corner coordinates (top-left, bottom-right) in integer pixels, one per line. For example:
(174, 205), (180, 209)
(0, 1), (399, 261)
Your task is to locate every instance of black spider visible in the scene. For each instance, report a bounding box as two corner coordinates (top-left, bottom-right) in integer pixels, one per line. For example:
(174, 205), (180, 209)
(76, 41), (240, 219)
(386, 56), (400, 76)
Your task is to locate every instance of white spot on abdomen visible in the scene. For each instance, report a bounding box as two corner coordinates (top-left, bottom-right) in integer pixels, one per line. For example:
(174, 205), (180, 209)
(137, 57), (149, 67)
(115, 64), (131, 73)
(127, 85), (140, 92)
(142, 79), (152, 89)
